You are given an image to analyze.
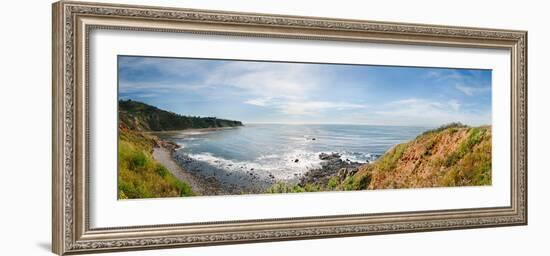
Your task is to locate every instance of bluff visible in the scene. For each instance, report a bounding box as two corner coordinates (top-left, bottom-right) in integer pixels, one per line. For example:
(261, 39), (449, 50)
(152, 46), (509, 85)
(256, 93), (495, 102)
(269, 124), (492, 193)
(341, 124), (492, 190)
(118, 123), (194, 199)
(119, 99), (243, 131)
(117, 99), (244, 199)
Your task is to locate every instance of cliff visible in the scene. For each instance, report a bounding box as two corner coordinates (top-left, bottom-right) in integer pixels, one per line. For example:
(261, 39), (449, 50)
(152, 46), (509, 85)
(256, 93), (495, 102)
(119, 99), (243, 131)
(269, 123), (492, 193)
(342, 124), (492, 190)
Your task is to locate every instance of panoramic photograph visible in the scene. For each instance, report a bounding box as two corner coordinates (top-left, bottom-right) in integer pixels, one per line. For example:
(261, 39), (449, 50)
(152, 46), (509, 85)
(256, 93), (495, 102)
(117, 55), (492, 199)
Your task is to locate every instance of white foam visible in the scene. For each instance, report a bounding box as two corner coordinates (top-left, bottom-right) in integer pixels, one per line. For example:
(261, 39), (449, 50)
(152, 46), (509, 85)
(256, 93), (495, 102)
(180, 149), (323, 181)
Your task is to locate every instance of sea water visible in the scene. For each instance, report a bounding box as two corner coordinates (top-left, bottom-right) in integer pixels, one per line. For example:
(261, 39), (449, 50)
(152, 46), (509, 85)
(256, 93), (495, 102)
(154, 124), (428, 191)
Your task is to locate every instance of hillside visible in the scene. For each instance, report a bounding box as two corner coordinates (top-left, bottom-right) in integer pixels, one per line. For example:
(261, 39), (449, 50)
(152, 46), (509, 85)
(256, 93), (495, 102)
(269, 123), (492, 193)
(119, 99), (243, 131)
(340, 124), (492, 190)
(118, 123), (194, 199)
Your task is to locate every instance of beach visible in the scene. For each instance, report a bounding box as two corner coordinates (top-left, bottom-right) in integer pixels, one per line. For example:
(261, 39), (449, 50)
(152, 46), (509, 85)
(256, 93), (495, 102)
(153, 124), (429, 194)
(152, 146), (226, 196)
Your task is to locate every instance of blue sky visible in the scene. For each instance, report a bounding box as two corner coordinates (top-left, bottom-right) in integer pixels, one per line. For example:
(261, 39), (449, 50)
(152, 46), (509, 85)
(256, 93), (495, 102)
(118, 56), (492, 126)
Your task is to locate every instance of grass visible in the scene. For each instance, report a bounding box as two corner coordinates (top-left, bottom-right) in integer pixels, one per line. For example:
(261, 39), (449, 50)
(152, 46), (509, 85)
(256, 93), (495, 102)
(362, 142), (409, 176)
(266, 182), (323, 193)
(266, 170), (374, 193)
(444, 127), (483, 167)
(320, 124), (491, 191)
(118, 127), (194, 199)
(327, 177), (339, 190)
(421, 122), (468, 136)
(441, 127), (491, 186)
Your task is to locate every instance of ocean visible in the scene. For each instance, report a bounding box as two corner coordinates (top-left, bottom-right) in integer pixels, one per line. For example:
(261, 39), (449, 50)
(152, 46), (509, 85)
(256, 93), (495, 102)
(153, 124), (429, 192)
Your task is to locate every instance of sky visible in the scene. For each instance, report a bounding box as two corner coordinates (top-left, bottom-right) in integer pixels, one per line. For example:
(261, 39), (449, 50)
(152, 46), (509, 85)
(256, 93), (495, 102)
(118, 55), (492, 127)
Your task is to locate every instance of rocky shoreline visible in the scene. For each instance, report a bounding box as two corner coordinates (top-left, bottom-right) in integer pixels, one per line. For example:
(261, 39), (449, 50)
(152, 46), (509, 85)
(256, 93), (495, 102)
(299, 153), (369, 187)
(152, 138), (229, 196)
(154, 134), (374, 194)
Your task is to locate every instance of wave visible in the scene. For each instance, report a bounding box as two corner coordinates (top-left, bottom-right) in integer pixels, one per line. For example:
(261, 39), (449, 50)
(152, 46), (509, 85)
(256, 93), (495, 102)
(173, 148), (376, 184)
(177, 149), (323, 181)
(166, 124), (422, 192)
(339, 151), (379, 163)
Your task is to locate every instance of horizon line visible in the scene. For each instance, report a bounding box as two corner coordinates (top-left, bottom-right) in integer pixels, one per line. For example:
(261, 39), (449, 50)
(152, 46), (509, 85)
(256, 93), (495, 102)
(118, 99), (490, 128)
(242, 122), (491, 128)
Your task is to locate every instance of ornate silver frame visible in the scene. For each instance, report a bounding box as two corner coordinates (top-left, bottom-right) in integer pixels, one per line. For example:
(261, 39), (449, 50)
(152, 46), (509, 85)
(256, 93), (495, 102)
(52, 1), (527, 255)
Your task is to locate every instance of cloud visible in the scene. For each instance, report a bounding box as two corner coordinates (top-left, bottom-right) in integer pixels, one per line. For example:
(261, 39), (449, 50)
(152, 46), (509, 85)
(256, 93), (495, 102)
(425, 70), (465, 81)
(277, 101), (366, 116)
(120, 57), (336, 101)
(244, 97), (272, 107)
(244, 97), (367, 116)
(448, 99), (461, 111)
(455, 84), (490, 96)
(118, 56), (491, 126)
(119, 56), (208, 79)
(205, 61), (328, 98)
(425, 70), (491, 95)
(119, 81), (209, 94)
(369, 98), (489, 126)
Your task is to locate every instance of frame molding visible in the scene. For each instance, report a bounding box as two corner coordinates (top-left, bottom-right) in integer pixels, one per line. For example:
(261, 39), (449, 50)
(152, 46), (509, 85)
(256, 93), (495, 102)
(52, 1), (527, 255)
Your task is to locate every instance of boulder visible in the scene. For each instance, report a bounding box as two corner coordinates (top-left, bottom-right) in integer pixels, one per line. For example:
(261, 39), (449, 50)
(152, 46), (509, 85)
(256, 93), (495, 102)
(319, 152), (341, 160)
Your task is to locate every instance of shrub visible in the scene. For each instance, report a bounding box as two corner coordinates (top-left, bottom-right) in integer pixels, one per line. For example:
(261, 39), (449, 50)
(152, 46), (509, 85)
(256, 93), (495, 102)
(327, 177), (339, 190)
(444, 128), (484, 167)
(356, 173), (372, 189)
(118, 128), (194, 199)
(421, 122), (467, 136)
(266, 182), (321, 193)
(441, 127), (491, 186)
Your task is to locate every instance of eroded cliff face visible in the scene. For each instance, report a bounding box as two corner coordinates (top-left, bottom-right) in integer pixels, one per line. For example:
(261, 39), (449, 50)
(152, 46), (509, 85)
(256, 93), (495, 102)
(349, 125), (492, 190)
(268, 124), (492, 194)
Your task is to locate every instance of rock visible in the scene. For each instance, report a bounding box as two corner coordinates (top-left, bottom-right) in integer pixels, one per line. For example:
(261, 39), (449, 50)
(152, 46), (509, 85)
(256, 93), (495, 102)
(299, 153), (366, 187)
(337, 167), (359, 181)
(312, 138), (316, 141)
(319, 152), (341, 160)
(294, 159), (299, 163)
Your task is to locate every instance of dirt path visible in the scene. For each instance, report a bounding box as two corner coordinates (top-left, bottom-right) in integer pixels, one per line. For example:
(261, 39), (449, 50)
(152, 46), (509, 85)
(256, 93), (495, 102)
(152, 147), (224, 196)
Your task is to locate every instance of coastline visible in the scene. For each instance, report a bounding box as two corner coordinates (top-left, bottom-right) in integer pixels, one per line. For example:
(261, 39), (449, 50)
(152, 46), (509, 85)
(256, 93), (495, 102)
(152, 140), (227, 196)
(145, 126), (242, 135)
(150, 129), (372, 195)
(140, 122), (491, 195)
(299, 153), (367, 187)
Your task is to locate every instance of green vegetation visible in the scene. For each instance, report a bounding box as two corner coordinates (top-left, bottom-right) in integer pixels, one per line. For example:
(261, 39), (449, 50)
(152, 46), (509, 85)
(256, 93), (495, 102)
(372, 143), (409, 174)
(118, 126), (194, 199)
(266, 182), (322, 193)
(444, 127), (484, 167)
(119, 99), (243, 131)
(117, 99), (245, 199)
(441, 127), (492, 186)
(270, 124), (492, 193)
(350, 124), (491, 190)
(421, 122), (467, 136)
(340, 172), (372, 190)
